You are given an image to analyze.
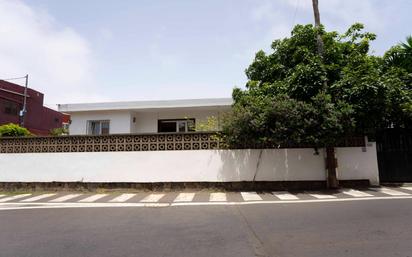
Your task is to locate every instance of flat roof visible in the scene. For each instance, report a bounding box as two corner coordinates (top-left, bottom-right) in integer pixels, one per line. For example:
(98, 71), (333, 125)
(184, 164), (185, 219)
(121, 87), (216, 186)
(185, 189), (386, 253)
(58, 98), (233, 112)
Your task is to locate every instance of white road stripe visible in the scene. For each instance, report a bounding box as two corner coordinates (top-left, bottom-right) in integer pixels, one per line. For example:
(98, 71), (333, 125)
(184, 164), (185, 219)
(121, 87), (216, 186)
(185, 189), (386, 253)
(78, 194), (108, 203)
(0, 194), (32, 202)
(209, 192), (227, 202)
(400, 186), (412, 192)
(21, 194), (56, 202)
(376, 187), (410, 196)
(173, 193), (196, 202)
(49, 194), (82, 202)
(341, 189), (373, 197)
(309, 193), (337, 199)
(241, 192), (263, 201)
(273, 191), (299, 200)
(109, 193), (136, 202)
(140, 193), (165, 203)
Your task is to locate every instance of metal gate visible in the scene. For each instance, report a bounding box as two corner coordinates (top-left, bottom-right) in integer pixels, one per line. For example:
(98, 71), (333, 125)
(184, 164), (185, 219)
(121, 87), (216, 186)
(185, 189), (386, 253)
(377, 129), (412, 182)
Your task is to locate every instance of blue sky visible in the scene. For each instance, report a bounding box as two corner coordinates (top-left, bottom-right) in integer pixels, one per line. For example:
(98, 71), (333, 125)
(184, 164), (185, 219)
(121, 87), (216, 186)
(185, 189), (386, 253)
(0, 0), (411, 106)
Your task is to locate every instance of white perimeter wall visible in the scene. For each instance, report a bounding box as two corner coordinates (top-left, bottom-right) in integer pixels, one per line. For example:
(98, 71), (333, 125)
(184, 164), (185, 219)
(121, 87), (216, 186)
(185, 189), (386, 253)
(0, 143), (379, 185)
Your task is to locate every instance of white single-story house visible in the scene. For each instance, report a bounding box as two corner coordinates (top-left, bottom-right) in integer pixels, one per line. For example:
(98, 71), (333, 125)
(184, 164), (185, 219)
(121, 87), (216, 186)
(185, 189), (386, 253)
(58, 98), (233, 135)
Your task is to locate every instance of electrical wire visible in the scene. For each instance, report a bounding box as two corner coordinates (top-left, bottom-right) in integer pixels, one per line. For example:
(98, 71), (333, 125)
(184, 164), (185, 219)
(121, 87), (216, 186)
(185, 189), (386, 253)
(0, 75), (27, 81)
(292, 0), (300, 27)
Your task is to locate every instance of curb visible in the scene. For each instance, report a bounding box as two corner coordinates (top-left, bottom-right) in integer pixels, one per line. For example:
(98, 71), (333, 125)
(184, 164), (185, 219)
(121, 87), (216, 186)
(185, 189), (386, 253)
(0, 180), (370, 192)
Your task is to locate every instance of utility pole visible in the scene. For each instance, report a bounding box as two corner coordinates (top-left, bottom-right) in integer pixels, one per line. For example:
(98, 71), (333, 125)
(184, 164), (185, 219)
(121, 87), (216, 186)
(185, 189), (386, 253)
(20, 74), (29, 127)
(311, 0), (339, 189)
(312, 0), (324, 56)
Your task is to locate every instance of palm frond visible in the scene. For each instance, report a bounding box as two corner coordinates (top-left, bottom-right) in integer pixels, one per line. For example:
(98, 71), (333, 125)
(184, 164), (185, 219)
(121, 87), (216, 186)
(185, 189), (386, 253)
(400, 35), (412, 53)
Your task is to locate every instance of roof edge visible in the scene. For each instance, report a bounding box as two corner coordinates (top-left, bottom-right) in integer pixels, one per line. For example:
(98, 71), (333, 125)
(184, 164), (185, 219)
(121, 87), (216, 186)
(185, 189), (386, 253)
(58, 97), (233, 112)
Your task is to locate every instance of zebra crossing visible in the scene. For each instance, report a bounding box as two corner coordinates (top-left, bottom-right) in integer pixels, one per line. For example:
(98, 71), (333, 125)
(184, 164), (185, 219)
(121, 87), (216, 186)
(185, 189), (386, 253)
(273, 191), (300, 200)
(20, 193), (56, 202)
(0, 194), (32, 203)
(49, 194), (82, 202)
(341, 189), (373, 197)
(209, 192), (227, 202)
(0, 187), (412, 207)
(109, 193), (136, 202)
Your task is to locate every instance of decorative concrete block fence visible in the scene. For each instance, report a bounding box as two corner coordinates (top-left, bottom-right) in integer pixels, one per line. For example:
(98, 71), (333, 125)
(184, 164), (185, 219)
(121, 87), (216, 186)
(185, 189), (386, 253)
(0, 133), (379, 188)
(0, 133), (220, 153)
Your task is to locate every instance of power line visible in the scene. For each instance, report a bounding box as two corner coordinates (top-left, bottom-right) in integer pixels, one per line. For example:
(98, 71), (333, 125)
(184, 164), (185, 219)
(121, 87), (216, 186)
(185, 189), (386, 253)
(292, 0), (300, 27)
(0, 74), (29, 127)
(0, 76), (28, 81)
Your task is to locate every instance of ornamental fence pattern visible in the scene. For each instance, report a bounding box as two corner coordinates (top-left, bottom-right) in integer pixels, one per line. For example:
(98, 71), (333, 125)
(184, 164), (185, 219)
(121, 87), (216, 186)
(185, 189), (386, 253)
(0, 133), (365, 154)
(0, 133), (219, 154)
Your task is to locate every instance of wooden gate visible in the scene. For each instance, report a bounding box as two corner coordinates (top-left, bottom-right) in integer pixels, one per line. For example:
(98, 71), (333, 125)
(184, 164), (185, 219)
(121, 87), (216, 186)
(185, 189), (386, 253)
(377, 129), (412, 182)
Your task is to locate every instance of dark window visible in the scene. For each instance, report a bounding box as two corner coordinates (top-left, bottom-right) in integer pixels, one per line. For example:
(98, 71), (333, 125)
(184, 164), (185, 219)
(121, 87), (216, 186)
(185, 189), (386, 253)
(101, 121), (110, 134)
(2, 100), (19, 116)
(158, 121), (177, 132)
(158, 119), (195, 133)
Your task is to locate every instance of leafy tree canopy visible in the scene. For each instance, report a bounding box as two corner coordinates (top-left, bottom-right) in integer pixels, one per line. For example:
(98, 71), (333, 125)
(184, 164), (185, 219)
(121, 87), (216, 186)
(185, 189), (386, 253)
(223, 23), (412, 148)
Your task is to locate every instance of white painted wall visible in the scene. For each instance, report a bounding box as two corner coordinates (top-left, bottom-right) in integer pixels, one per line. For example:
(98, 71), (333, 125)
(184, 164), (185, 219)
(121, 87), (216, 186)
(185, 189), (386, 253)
(0, 144), (379, 185)
(131, 107), (228, 133)
(68, 107), (229, 135)
(68, 111), (132, 135)
(336, 142), (379, 185)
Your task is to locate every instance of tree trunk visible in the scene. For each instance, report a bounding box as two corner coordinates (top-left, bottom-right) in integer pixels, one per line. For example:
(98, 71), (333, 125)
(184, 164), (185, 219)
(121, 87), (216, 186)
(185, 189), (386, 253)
(312, 0), (339, 189)
(326, 147), (339, 188)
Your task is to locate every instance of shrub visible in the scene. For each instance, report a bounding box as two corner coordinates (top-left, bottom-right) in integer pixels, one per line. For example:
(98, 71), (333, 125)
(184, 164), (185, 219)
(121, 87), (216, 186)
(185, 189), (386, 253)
(0, 123), (32, 137)
(50, 127), (69, 136)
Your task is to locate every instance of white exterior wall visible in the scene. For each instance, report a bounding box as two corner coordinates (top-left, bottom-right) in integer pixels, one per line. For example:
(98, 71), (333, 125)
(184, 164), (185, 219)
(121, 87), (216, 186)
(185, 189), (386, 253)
(68, 107), (229, 135)
(336, 142), (379, 185)
(131, 108), (227, 133)
(69, 111), (132, 135)
(0, 144), (379, 185)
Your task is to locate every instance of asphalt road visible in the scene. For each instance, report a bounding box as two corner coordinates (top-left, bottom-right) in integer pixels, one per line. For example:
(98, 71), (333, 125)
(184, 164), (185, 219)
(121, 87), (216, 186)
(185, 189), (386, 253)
(1, 199), (412, 257)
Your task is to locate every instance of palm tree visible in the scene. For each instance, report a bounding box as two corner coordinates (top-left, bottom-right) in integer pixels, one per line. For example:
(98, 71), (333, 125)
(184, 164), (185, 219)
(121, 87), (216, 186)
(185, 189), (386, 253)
(400, 35), (412, 54)
(384, 35), (412, 73)
(399, 36), (412, 73)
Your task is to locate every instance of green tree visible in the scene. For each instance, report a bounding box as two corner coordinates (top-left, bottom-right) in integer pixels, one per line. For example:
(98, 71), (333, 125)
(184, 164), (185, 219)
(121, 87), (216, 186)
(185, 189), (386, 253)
(384, 36), (412, 73)
(195, 116), (219, 132)
(223, 23), (411, 147)
(50, 127), (69, 136)
(382, 36), (412, 127)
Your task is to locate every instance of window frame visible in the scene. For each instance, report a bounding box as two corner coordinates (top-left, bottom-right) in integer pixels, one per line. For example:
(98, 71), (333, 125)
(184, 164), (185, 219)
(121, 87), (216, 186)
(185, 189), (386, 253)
(157, 118), (195, 133)
(86, 120), (110, 135)
(2, 99), (20, 116)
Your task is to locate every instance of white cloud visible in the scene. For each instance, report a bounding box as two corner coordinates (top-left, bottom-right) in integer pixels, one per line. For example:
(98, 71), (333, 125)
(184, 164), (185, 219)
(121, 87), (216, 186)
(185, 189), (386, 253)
(0, 0), (103, 107)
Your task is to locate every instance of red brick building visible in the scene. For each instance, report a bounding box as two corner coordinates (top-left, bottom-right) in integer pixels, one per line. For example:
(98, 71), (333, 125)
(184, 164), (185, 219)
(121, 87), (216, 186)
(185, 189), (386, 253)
(0, 80), (69, 135)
